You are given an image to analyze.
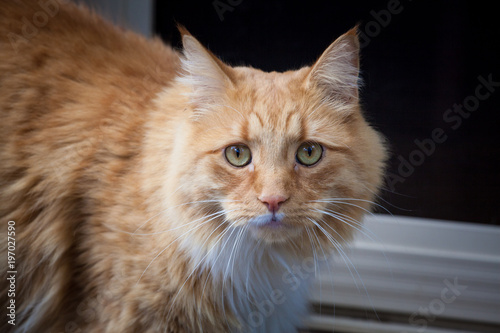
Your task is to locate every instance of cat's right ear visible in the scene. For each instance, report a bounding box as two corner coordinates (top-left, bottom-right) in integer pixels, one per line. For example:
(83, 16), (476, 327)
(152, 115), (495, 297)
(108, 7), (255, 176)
(177, 26), (235, 119)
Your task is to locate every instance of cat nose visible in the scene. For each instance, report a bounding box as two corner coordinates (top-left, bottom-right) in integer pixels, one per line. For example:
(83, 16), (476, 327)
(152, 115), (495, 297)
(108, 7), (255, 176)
(259, 195), (288, 213)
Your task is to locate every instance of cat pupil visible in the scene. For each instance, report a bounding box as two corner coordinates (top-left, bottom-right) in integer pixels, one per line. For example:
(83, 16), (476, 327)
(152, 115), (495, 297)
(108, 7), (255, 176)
(307, 146), (313, 156)
(235, 148), (240, 158)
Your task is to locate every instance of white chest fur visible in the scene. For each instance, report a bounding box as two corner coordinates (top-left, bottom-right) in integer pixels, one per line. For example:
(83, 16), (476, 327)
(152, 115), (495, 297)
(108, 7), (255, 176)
(183, 227), (315, 332)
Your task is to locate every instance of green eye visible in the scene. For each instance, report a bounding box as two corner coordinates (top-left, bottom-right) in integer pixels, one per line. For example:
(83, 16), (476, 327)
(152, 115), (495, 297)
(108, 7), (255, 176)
(296, 142), (323, 166)
(225, 144), (252, 167)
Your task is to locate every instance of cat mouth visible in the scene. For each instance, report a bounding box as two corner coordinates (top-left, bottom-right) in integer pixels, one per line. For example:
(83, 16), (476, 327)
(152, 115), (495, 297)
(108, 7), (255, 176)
(246, 213), (302, 243)
(248, 213), (286, 229)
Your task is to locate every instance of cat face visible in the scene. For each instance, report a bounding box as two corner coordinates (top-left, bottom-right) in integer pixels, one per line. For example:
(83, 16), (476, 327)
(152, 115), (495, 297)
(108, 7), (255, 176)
(167, 28), (386, 249)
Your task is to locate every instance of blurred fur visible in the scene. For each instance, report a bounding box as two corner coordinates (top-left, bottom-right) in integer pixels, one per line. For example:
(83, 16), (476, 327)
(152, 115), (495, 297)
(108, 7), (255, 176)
(0, 1), (386, 332)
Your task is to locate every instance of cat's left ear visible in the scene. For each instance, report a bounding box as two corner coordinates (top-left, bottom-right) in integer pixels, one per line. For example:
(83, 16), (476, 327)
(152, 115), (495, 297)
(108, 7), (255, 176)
(177, 26), (235, 118)
(305, 27), (361, 105)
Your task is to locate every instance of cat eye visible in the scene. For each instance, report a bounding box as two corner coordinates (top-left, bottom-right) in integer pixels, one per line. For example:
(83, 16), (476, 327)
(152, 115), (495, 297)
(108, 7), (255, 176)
(296, 142), (323, 166)
(225, 144), (252, 167)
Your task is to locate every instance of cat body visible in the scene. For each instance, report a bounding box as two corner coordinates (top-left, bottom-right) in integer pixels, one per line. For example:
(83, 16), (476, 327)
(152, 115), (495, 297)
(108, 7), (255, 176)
(0, 1), (386, 332)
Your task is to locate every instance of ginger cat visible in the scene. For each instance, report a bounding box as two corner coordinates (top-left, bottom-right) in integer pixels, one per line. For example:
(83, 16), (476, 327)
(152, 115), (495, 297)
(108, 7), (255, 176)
(0, 0), (386, 332)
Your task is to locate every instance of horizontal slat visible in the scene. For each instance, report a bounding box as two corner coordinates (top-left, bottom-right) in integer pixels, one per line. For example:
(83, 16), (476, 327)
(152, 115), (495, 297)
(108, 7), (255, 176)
(303, 314), (480, 333)
(308, 214), (500, 330)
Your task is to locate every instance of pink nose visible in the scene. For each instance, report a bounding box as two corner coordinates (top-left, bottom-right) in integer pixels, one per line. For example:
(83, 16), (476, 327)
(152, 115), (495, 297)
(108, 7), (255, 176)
(259, 195), (288, 213)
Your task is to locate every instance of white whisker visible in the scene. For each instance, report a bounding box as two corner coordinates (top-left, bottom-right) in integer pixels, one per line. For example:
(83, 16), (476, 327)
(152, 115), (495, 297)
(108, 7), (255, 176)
(164, 215), (242, 331)
(311, 226), (333, 317)
(132, 209), (235, 236)
(310, 197), (391, 215)
(305, 227), (318, 278)
(136, 209), (233, 285)
(307, 217), (360, 291)
(316, 208), (394, 280)
(133, 199), (241, 234)
(361, 183), (411, 212)
(314, 208), (373, 240)
(314, 217), (380, 321)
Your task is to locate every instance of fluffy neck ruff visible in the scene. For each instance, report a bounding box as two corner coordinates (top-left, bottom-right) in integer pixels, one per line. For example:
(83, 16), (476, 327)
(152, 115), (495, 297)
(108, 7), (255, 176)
(179, 225), (315, 332)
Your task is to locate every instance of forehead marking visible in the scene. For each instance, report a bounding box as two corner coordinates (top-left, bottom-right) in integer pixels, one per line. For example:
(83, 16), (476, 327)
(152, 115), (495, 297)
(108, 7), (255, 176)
(244, 108), (306, 147)
(284, 111), (304, 141)
(247, 111), (265, 134)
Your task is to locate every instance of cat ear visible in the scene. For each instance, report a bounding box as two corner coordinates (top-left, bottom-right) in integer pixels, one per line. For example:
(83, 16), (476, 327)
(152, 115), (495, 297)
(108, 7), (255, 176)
(305, 27), (361, 106)
(178, 26), (234, 118)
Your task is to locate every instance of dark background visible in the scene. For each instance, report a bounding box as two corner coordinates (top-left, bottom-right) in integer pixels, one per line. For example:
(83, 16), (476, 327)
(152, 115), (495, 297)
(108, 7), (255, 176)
(154, 0), (500, 225)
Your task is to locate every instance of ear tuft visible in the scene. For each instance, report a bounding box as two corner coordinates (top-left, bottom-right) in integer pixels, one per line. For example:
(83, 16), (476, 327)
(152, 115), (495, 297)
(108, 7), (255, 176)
(177, 27), (233, 119)
(306, 27), (361, 106)
(176, 24), (191, 39)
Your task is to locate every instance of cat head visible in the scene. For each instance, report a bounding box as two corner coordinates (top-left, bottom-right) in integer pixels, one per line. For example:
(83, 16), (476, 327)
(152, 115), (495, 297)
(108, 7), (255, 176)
(158, 27), (386, 253)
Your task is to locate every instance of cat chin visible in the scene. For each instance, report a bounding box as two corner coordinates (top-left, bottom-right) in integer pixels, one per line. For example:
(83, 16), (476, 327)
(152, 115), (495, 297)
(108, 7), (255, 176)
(247, 214), (303, 244)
